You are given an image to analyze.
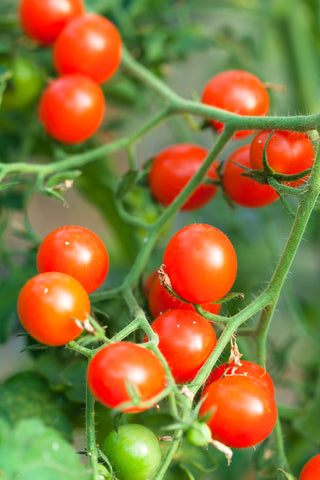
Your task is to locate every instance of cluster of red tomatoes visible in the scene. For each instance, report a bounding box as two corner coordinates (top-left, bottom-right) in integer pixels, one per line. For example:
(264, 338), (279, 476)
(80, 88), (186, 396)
(149, 70), (315, 210)
(19, 0), (122, 144)
(16, 3), (319, 478)
(17, 221), (278, 452)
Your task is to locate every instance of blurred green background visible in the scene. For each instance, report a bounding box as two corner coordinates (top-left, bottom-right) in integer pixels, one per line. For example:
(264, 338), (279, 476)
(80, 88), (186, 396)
(1, 0), (320, 479)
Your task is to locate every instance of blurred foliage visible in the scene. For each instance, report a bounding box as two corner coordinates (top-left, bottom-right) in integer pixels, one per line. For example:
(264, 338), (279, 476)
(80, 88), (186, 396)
(1, 0), (320, 479)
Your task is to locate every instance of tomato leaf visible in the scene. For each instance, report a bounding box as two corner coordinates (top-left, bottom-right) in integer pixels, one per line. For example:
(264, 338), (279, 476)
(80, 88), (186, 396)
(0, 418), (90, 480)
(0, 371), (72, 441)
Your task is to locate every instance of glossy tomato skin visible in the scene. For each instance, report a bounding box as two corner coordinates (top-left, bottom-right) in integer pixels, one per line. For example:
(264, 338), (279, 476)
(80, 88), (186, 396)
(19, 0), (85, 45)
(147, 270), (221, 318)
(148, 144), (219, 211)
(205, 360), (275, 396)
(38, 74), (105, 144)
(223, 145), (278, 208)
(17, 272), (90, 346)
(36, 225), (109, 294)
(202, 70), (269, 138)
(53, 13), (122, 84)
(149, 309), (217, 383)
(103, 424), (162, 480)
(250, 130), (315, 187)
(163, 223), (237, 304)
(299, 454), (320, 480)
(87, 342), (166, 413)
(200, 375), (277, 448)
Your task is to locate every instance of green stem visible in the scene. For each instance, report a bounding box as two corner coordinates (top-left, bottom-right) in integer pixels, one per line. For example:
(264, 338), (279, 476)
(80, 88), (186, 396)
(86, 387), (99, 480)
(256, 141), (320, 361)
(273, 418), (291, 478)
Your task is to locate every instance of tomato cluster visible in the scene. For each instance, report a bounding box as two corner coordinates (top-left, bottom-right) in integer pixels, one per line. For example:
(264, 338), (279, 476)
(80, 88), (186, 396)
(19, 0), (122, 144)
(13, 8), (318, 478)
(17, 225), (109, 345)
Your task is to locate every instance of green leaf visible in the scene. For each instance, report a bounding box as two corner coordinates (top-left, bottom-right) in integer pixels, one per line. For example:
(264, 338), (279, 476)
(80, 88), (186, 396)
(116, 169), (139, 199)
(0, 418), (90, 480)
(0, 371), (73, 441)
(45, 170), (82, 190)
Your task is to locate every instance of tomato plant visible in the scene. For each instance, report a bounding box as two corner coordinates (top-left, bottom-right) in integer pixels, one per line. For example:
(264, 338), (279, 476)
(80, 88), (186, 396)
(222, 144), (279, 207)
(87, 342), (167, 412)
(103, 424), (162, 480)
(250, 130), (315, 186)
(148, 309), (217, 383)
(201, 70), (269, 138)
(36, 225), (109, 294)
(19, 0), (85, 45)
(17, 272), (90, 346)
(200, 375), (277, 448)
(205, 360), (275, 395)
(53, 13), (122, 84)
(148, 144), (219, 210)
(299, 454), (320, 480)
(163, 223), (237, 304)
(38, 74), (105, 144)
(146, 269), (221, 318)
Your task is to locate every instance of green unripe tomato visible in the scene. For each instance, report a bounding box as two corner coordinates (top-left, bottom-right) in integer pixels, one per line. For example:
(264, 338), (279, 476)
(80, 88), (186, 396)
(103, 424), (162, 480)
(1, 56), (44, 110)
(185, 421), (212, 447)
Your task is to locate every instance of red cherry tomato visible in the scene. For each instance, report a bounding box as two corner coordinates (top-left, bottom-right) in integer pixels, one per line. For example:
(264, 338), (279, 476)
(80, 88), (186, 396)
(36, 225), (109, 294)
(205, 360), (275, 396)
(19, 0), (85, 45)
(202, 70), (269, 138)
(17, 272), (90, 346)
(299, 454), (320, 480)
(250, 130), (315, 187)
(222, 145), (278, 208)
(163, 223), (237, 304)
(38, 74), (105, 144)
(87, 342), (167, 413)
(200, 375), (277, 448)
(53, 13), (122, 84)
(148, 309), (217, 383)
(147, 270), (221, 318)
(148, 144), (219, 211)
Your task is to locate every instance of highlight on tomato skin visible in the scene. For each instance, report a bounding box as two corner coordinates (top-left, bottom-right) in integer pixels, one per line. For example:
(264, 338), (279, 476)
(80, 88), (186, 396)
(36, 225), (109, 294)
(222, 144), (279, 208)
(53, 13), (122, 84)
(146, 268), (221, 318)
(38, 74), (105, 144)
(17, 271), (90, 346)
(87, 342), (167, 413)
(148, 309), (217, 383)
(201, 69), (269, 138)
(199, 374), (277, 449)
(148, 143), (219, 211)
(19, 0), (85, 45)
(250, 130), (315, 187)
(163, 223), (237, 305)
